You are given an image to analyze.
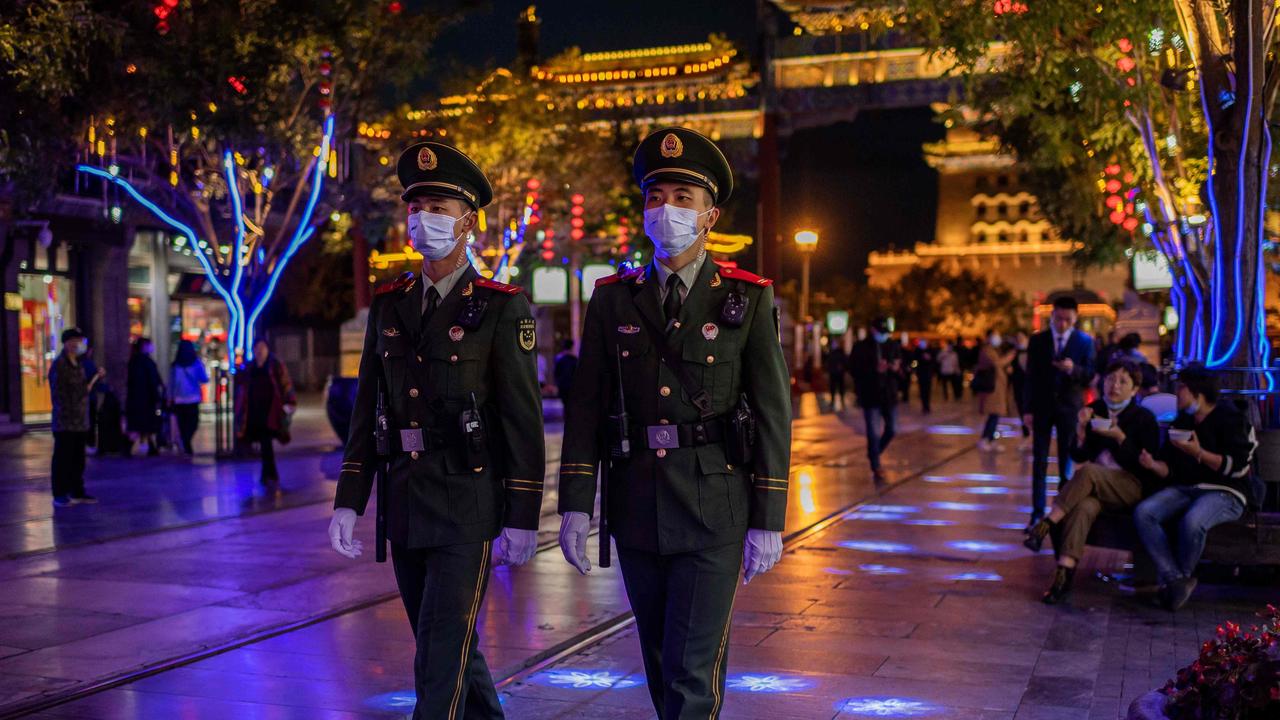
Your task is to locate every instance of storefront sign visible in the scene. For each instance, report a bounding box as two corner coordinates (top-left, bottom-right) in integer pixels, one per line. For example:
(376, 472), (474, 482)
(3, 292), (21, 312)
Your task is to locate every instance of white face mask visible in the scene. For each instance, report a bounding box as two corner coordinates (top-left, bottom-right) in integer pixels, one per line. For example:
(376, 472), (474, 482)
(1105, 398), (1130, 413)
(644, 204), (710, 258)
(408, 210), (471, 261)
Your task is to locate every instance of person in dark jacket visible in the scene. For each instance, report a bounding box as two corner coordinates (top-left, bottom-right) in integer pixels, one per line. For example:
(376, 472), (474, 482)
(1022, 297), (1096, 526)
(913, 339), (936, 414)
(236, 339), (296, 485)
(552, 339), (578, 401)
(126, 337), (165, 455)
(850, 317), (902, 485)
(49, 327), (104, 506)
(826, 342), (848, 410)
(1135, 364), (1257, 611)
(1024, 362), (1161, 603)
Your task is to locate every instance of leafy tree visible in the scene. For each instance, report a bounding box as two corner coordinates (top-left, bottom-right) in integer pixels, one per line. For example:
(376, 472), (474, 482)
(909, 0), (1275, 385)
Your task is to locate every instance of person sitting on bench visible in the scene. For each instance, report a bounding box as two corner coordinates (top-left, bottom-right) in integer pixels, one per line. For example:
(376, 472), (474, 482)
(1135, 364), (1258, 612)
(1024, 361), (1161, 604)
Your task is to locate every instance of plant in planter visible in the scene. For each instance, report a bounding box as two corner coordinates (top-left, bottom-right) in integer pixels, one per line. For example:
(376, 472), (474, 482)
(1158, 604), (1280, 719)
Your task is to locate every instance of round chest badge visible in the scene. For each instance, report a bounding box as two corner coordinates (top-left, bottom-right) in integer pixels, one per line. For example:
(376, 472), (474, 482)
(702, 323), (719, 340)
(448, 325), (465, 342)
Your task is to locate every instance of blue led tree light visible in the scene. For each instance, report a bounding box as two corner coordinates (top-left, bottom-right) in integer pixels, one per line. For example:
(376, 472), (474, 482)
(82, 115), (336, 366)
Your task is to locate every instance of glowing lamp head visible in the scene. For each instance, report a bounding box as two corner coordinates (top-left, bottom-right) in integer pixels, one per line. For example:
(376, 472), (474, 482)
(794, 230), (819, 251)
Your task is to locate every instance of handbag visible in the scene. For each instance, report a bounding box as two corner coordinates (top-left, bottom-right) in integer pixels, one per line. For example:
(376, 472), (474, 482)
(971, 367), (996, 394)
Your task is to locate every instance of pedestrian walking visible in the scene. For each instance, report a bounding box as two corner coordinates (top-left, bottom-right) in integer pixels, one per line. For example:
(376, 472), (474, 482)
(937, 341), (960, 401)
(827, 341), (848, 410)
(553, 339), (578, 400)
(125, 337), (164, 455)
(236, 339), (296, 485)
(913, 339), (936, 414)
(168, 340), (209, 455)
(851, 316), (902, 485)
(1011, 330), (1032, 448)
(1023, 297), (1095, 527)
(898, 332), (912, 404)
(557, 127), (790, 719)
(329, 141), (543, 720)
(974, 330), (1016, 451)
(49, 327), (102, 506)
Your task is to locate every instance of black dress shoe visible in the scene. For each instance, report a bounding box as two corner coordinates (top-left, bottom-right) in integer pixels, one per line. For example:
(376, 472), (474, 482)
(1162, 576), (1198, 612)
(1023, 517), (1054, 553)
(1042, 566), (1075, 605)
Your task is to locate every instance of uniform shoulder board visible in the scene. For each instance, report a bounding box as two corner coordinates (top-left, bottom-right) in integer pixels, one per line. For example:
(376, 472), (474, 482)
(595, 267), (643, 288)
(716, 263), (773, 287)
(474, 277), (523, 295)
(374, 271), (415, 296)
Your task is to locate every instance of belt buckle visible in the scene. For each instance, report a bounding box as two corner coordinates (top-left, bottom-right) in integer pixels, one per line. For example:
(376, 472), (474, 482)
(646, 425), (679, 450)
(399, 429), (425, 452)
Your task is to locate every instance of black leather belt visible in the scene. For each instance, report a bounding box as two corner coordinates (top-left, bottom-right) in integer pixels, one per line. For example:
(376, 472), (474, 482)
(632, 417), (727, 450)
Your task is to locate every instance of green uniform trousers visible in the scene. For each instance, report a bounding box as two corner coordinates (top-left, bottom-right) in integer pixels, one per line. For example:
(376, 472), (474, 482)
(617, 541), (743, 719)
(391, 541), (503, 720)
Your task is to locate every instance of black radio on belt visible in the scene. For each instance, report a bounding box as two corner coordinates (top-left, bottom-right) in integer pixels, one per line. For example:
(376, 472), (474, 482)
(720, 281), (749, 327)
(461, 392), (486, 470)
(728, 393), (756, 465)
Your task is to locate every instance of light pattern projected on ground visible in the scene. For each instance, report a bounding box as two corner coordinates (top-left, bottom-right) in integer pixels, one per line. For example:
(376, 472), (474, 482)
(964, 486), (1011, 495)
(947, 540), (1012, 553)
(726, 674), (815, 693)
(954, 472), (1007, 482)
(859, 563), (909, 575)
(837, 696), (941, 716)
(900, 518), (955, 527)
(823, 567), (855, 575)
(929, 501), (990, 512)
(922, 475), (954, 483)
(845, 511), (910, 521)
(949, 571), (1004, 582)
(838, 540), (914, 553)
(364, 690), (417, 711)
(861, 504), (921, 514)
(925, 424), (976, 435)
(537, 670), (643, 689)
(996, 522), (1027, 530)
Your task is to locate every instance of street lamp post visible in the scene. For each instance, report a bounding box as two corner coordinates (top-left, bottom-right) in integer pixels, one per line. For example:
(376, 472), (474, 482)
(794, 230), (819, 369)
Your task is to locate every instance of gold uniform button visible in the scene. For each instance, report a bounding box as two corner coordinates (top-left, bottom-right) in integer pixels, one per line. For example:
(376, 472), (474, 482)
(450, 354), (459, 363)
(410, 421), (420, 428)
(726, 463), (734, 471)
(706, 355), (715, 364)
(410, 451), (419, 460)
(409, 388), (419, 398)
(383, 351), (389, 358)
(621, 350), (630, 358)
(660, 386), (671, 397)
(656, 448), (667, 458)
(673, 321), (682, 329)
(659, 419), (670, 425)
(416, 355), (423, 362)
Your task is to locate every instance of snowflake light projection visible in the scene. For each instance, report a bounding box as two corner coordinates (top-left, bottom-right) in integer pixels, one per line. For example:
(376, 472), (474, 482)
(837, 540), (915, 554)
(725, 674), (815, 693)
(539, 669), (642, 690)
(836, 696), (941, 716)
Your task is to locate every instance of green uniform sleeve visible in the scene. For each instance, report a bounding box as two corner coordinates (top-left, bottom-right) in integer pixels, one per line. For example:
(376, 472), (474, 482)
(557, 294), (606, 517)
(334, 301), (383, 514)
(743, 286), (791, 531)
(492, 293), (546, 530)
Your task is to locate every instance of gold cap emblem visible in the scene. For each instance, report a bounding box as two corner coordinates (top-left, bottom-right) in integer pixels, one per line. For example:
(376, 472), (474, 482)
(659, 133), (683, 158)
(417, 147), (437, 171)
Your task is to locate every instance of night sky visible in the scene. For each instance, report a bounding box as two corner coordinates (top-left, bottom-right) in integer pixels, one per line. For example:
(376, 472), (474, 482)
(431, 0), (941, 286)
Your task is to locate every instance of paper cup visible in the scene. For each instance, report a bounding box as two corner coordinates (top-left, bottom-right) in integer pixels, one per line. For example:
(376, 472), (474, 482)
(1090, 418), (1112, 432)
(1168, 429), (1193, 443)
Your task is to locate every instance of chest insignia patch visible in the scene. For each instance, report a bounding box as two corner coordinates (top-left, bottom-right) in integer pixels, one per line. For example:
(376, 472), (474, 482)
(449, 325), (465, 342)
(702, 323), (719, 340)
(710, 272), (722, 288)
(382, 327), (401, 337)
(617, 324), (641, 335)
(518, 318), (536, 352)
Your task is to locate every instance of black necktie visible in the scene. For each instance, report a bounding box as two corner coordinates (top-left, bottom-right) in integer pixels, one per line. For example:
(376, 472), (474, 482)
(663, 274), (682, 325)
(1055, 334), (1065, 355)
(422, 286), (440, 333)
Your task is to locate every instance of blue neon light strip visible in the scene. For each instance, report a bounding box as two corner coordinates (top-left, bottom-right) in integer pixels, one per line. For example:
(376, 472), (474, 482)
(1257, 124), (1274, 389)
(245, 115), (335, 355)
(223, 152), (249, 358)
(76, 165), (239, 336)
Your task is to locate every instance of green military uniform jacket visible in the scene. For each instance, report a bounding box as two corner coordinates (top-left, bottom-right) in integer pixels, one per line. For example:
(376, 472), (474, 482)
(558, 258), (791, 555)
(335, 266), (545, 548)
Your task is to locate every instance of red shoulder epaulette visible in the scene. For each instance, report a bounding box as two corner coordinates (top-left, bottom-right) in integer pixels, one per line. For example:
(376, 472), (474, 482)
(475, 277), (523, 295)
(374, 271), (415, 296)
(595, 267), (644, 288)
(716, 263), (773, 287)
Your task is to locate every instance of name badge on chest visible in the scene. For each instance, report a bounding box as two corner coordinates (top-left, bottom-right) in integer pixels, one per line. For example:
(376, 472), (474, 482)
(399, 429), (425, 452)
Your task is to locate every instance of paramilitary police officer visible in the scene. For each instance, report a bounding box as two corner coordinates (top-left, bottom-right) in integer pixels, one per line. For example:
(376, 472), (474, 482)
(327, 142), (545, 720)
(557, 127), (792, 718)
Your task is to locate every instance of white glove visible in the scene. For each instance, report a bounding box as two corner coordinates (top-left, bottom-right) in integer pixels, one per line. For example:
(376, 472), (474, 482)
(496, 527), (538, 566)
(558, 511), (592, 575)
(328, 508), (363, 560)
(742, 529), (783, 584)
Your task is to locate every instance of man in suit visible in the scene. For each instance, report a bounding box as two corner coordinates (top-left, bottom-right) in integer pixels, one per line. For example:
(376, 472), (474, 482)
(327, 142), (544, 720)
(1022, 296), (1095, 527)
(558, 127), (791, 719)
